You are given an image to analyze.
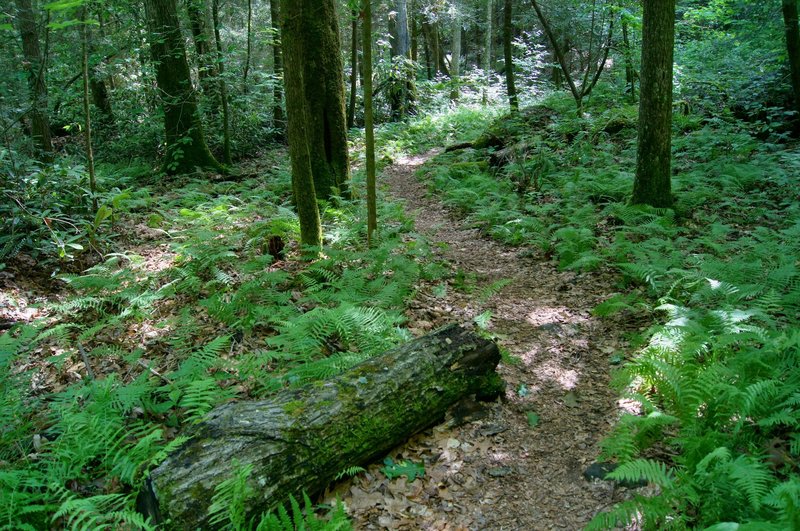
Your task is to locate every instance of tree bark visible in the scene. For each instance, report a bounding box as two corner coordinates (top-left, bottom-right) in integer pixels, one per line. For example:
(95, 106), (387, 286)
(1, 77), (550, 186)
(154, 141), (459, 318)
(80, 6), (98, 213)
(141, 325), (502, 529)
(450, 5), (462, 101)
(279, 0), (322, 250)
(211, 0), (232, 163)
(14, 0), (53, 158)
(782, 0), (800, 118)
(389, 0), (416, 120)
(144, 0), (222, 174)
(631, 0), (675, 208)
(289, 0), (350, 200)
(363, 0), (377, 245)
(186, 0), (220, 111)
(483, 0), (493, 104)
(347, 12), (358, 129)
(621, 14), (637, 102)
(503, 0), (518, 111)
(269, 0), (285, 139)
(243, 0), (252, 91)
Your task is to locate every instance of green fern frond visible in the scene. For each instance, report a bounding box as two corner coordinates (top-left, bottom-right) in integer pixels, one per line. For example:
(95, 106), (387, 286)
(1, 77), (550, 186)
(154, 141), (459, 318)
(607, 459), (674, 488)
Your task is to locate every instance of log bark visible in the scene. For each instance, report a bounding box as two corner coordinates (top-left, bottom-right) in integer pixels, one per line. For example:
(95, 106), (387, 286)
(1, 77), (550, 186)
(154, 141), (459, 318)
(140, 325), (502, 529)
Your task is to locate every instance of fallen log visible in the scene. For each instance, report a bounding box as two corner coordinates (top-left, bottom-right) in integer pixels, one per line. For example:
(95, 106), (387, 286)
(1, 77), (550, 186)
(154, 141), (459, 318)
(139, 325), (503, 529)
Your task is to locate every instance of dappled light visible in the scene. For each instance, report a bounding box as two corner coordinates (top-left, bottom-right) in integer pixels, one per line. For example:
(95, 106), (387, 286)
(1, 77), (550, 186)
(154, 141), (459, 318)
(2, 0), (799, 529)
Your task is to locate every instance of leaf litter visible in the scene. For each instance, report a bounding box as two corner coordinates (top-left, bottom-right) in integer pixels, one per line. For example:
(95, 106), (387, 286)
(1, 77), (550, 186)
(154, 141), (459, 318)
(327, 152), (649, 530)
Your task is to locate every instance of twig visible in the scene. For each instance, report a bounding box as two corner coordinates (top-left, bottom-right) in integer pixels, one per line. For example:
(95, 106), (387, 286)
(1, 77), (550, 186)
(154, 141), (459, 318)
(76, 341), (95, 381)
(137, 359), (173, 385)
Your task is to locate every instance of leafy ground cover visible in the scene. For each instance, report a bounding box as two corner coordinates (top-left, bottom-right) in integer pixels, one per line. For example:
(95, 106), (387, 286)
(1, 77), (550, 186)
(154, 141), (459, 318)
(0, 150), (443, 529)
(417, 90), (800, 528)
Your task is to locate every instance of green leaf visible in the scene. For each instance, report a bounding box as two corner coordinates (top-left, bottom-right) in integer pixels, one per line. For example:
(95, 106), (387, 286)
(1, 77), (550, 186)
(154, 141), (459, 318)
(93, 205), (113, 228)
(381, 457), (425, 482)
(526, 411), (540, 427)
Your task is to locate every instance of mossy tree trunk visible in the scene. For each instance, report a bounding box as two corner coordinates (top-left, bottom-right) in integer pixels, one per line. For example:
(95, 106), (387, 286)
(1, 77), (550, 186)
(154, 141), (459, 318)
(15, 0), (53, 158)
(140, 326), (502, 529)
(282, 0), (350, 200)
(503, 0), (517, 111)
(631, 0), (675, 208)
(279, 0), (322, 251)
(782, 0), (800, 119)
(144, 0), (222, 174)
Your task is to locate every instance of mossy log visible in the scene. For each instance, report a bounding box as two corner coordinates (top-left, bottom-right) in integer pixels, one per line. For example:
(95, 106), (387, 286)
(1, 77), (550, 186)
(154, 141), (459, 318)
(139, 325), (502, 529)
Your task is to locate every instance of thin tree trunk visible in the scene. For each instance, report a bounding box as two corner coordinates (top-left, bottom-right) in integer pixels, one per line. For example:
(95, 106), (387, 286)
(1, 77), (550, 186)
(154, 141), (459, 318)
(211, 0), (232, 163)
(186, 0), (220, 111)
(389, 0), (415, 120)
(363, 0), (377, 246)
(269, 0), (285, 138)
(622, 15), (636, 102)
(145, 0), (222, 174)
(348, 12), (358, 129)
(450, 6), (461, 101)
(782, 0), (800, 118)
(503, 0), (517, 111)
(80, 7), (97, 213)
(483, 0), (492, 104)
(15, 0), (53, 158)
(280, 0), (322, 251)
(243, 0), (252, 92)
(631, 0), (675, 208)
(410, 0), (418, 62)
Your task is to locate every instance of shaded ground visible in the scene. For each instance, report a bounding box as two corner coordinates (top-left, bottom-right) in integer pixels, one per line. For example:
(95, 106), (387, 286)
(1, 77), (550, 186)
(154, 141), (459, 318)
(332, 152), (641, 530)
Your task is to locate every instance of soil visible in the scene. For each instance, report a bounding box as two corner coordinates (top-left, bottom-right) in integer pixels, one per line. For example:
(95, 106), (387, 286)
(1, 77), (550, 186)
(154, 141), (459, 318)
(330, 152), (644, 530)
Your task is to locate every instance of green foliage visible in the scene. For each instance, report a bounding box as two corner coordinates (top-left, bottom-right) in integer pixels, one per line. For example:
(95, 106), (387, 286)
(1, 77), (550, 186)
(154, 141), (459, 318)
(416, 84), (800, 529)
(380, 457), (425, 482)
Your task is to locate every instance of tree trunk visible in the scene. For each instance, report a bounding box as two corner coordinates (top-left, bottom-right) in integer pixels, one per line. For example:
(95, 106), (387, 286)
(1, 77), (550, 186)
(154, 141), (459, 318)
(621, 15), (637, 102)
(347, 12), (358, 129)
(782, 0), (800, 118)
(279, 0), (322, 250)
(243, 0), (252, 92)
(631, 0), (675, 208)
(80, 6), (98, 213)
(363, 0), (377, 245)
(410, 0), (418, 62)
(186, 0), (220, 111)
(14, 0), (53, 158)
(389, 0), (415, 120)
(483, 0), (493, 104)
(144, 0), (222, 174)
(140, 325), (502, 529)
(211, 0), (232, 164)
(285, 0), (350, 200)
(450, 6), (462, 102)
(503, 0), (518, 111)
(269, 0), (285, 139)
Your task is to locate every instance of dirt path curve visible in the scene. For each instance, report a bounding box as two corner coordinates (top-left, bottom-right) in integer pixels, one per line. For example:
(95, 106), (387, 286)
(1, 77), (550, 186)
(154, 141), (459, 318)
(334, 152), (636, 530)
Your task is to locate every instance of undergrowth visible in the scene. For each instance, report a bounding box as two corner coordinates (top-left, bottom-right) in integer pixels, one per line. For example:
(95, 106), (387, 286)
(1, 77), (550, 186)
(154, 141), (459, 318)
(0, 153), (437, 528)
(418, 87), (800, 529)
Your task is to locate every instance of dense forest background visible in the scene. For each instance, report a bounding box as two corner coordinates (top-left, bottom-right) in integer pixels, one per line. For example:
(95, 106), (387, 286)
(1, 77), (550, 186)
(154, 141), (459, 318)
(2, 0), (800, 529)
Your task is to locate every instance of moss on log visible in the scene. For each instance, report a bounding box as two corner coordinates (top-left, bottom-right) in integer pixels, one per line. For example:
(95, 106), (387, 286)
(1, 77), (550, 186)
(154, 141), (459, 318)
(140, 325), (501, 529)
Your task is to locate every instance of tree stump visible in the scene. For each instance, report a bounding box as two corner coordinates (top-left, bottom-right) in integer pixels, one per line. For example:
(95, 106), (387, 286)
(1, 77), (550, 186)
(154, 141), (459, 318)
(139, 325), (502, 529)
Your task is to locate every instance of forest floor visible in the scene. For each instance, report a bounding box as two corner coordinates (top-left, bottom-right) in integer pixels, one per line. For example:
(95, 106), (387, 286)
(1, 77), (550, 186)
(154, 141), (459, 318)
(331, 152), (647, 530)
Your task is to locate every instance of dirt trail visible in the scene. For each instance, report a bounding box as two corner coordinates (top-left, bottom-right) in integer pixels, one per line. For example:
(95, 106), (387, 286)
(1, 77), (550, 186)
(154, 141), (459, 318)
(335, 152), (636, 530)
